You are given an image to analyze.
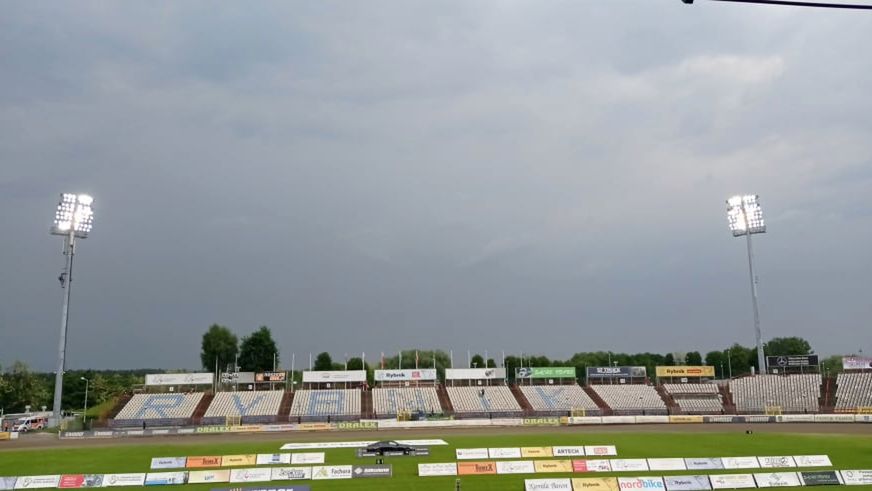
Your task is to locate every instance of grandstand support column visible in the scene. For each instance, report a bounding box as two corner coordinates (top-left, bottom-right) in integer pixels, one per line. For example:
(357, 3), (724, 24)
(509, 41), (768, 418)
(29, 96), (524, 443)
(745, 230), (765, 374)
(51, 230), (75, 427)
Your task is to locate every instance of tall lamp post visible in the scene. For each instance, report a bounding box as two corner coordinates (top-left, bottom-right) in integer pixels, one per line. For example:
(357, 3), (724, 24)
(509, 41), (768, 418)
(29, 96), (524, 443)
(726, 195), (766, 375)
(80, 377), (90, 425)
(50, 193), (95, 427)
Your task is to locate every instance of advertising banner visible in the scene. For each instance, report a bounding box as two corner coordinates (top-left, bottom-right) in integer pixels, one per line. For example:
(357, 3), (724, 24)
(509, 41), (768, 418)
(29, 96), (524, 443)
(143, 472), (187, 486)
(766, 355), (819, 368)
(800, 471), (842, 486)
(840, 470), (872, 486)
(221, 455), (257, 467)
(0, 478), (18, 491)
(145, 373), (213, 386)
(58, 476), (84, 489)
(568, 417), (603, 425)
(708, 474), (756, 490)
(14, 476), (61, 489)
(547, 447), (583, 458)
(842, 357), (872, 370)
(76, 477), (102, 489)
(418, 463), (457, 477)
(228, 469), (271, 483)
(663, 476), (712, 491)
(585, 446), (618, 457)
(497, 461), (537, 474)
(280, 439), (446, 450)
(311, 466), (353, 480)
(572, 478), (620, 491)
(684, 458), (724, 470)
(186, 471), (230, 484)
(374, 369), (437, 381)
(488, 448), (522, 459)
(524, 417), (562, 426)
(256, 454), (290, 465)
(524, 479), (572, 490)
(186, 457), (222, 468)
(445, 368), (507, 380)
(647, 459), (687, 471)
(150, 457), (186, 470)
(572, 460), (612, 473)
(617, 477), (665, 490)
(758, 457), (796, 468)
(220, 372), (254, 384)
(457, 448), (490, 460)
(101, 474), (146, 487)
(269, 467), (311, 481)
(534, 460), (573, 473)
(516, 367), (576, 379)
(351, 465), (392, 479)
(669, 416), (704, 424)
(793, 455), (832, 467)
(523, 447), (554, 458)
(585, 367), (646, 379)
(457, 462), (497, 475)
(655, 366), (715, 378)
(255, 372), (286, 383)
(753, 472), (802, 488)
(722, 457), (760, 470)
(813, 414), (855, 423)
(611, 460), (649, 472)
(302, 371), (366, 383)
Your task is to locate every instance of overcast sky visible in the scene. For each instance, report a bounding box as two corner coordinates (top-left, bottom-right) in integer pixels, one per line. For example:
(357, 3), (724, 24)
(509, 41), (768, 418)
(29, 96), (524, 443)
(1, 1), (871, 371)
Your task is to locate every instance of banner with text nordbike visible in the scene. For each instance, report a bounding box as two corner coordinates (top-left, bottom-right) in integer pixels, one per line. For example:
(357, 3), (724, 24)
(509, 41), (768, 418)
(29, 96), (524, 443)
(302, 371), (366, 383)
(374, 369), (437, 382)
(445, 368), (507, 380)
(655, 366), (715, 378)
(145, 373), (213, 386)
(585, 367), (646, 379)
(515, 367), (576, 379)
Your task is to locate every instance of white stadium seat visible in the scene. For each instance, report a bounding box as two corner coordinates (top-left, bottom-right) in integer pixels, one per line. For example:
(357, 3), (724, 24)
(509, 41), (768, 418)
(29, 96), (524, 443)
(203, 391), (283, 422)
(662, 383), (724, 414)
(446, 386), (522, 414)
(114, 392), (204, 426)
(372, 387), (442, 416)
(730, 374), (821, 413)
(289, 389), (361, 420)
(520, 385), (600, 413)
(835, 372), (872, 410)
(590, 385), (667, 414)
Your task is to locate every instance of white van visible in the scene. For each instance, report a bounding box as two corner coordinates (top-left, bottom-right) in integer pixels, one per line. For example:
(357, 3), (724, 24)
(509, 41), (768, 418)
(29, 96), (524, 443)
(13, 416), (47, 432)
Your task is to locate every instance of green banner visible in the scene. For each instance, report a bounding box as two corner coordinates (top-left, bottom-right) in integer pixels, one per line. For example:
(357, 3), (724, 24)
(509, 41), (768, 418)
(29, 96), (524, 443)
(516, 367), (576, 379)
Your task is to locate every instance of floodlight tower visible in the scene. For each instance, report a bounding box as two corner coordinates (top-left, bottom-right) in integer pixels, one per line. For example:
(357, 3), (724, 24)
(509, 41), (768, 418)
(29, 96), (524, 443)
(50, 193), (94, 427)
(726, 195), (766, 375)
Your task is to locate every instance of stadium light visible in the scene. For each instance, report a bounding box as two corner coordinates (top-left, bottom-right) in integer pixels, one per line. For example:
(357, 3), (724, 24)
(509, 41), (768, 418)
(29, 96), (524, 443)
(50, 193), (95, 427)
(726, 194), (766, 375)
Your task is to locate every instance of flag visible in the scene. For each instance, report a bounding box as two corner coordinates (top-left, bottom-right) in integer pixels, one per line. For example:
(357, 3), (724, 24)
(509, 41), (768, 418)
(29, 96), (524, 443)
(415, 350), (419, 369)
(380, 352), (385, 369)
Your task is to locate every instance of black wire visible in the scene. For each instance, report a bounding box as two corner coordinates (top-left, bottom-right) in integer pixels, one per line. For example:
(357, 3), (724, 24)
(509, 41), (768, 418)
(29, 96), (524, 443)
(711, 0), (872, 9)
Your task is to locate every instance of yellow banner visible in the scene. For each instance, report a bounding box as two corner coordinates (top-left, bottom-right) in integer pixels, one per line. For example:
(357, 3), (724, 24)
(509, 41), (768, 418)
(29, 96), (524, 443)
(522, 447), (554, 458)
(0, 433), (9, 441)
(572, 478), (620, 491)
(656, 366), (715, 377)
(220, 454), (256, 466)
(534, 460), (573, 473)
(669, 415), (704, 423)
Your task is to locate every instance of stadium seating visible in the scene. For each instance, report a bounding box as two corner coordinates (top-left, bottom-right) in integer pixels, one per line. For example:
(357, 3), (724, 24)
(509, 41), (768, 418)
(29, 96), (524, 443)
(835, 372), (872, 410)
(519, 385), (601, 415)
(590, 384), (667, 415)
(730, 374), (822, 413)
(372, 387), (442, 417)
(112, 392), (204, 427)
(446, 386), (522, 416)
(662, 383), (724, 414)
(202, 390), (284, 424)
(289, 389), (361, 422)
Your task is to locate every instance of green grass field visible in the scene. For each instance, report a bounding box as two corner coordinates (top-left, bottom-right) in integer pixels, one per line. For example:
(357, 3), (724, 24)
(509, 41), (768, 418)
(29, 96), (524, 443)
(2, 431), (871, 490)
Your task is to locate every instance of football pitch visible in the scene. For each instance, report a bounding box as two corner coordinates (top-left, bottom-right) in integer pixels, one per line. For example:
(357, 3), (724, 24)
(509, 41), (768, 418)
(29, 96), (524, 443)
(2, 428), (872, 490)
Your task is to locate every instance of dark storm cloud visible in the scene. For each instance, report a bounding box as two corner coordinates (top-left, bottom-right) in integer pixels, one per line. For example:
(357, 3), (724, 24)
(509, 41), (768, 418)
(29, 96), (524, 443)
(1, 1), (870, 370)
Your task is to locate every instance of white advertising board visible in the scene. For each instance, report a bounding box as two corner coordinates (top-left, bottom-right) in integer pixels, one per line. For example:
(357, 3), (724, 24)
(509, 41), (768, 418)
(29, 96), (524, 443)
(684, 458), (723, 470)
(842, 356), (872, 370)
(186, 471), (230, 484)
(489, 447), (523, 459)
(576, 460), (612, 473)
(144, 472), (187, 486)
(374, 369), (437, 381)
(709, 474), (757, 489)
(617, 477), (665, 490)
(269, 467), (312, 481)
(445, 368), (506, 380)
(457, 448), (490, 460)
(256, 453), (291, 465)
(648, 458), (688, 471)
(145, 373), (213, 386)
(418, 463), (457, 477)
(14, 477), (61, 490)
(753, 472), (802, 488)
(311, 465), (353, 480)
(722, 457), (760, 470)
(497, 461), (537, 474)
(585, 446), (618, 456)
(150, 457), (187, 470)
(525, 478), (573, 490)
(302, 370), (366, 383)
(228, 468), (271, 483)
(100, 474), (147, 487)
(281, 439), (446, 450)
(793, 455), (832, 467)
(758, 457), (796, 468)
(840, 470), (872, 486)
(611, 459), (649, 472)
(552, 446), (586, 457)
(290, 453), (325, 465)
(663, 475), (712, 491)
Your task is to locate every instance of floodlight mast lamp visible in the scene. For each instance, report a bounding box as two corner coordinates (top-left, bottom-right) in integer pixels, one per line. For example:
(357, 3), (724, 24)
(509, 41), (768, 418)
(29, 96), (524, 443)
(50, 193), (94, 427)
(726, 194), (766, 375)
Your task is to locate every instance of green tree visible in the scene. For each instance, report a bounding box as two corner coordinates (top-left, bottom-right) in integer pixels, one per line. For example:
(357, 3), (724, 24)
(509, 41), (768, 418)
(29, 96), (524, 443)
(200, 324), (238, 371)
(686, 351), (703, 365)
(238, 326), (279, 372)
(313, 352), (333, 371)
(663, 353), (675, 366)
(470, 354), (485, 368)
(764, 337), (813, 356)
(820, 355), (844, 376)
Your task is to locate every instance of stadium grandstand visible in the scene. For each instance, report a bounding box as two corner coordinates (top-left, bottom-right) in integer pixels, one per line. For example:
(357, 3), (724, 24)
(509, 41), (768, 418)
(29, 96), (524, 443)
(519, 385), (601, 416)
(289, 389), (361, 422)
(835, 372), (872, 412)
(372, 387), (442, 418)
(111, 392), (204, 427)
(589, 384), (668, 415)
(202, 390), (284, 424)
(662, 383), (725, 414)
(730, 373), (822, 414)
(446, 386), (522, 417)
